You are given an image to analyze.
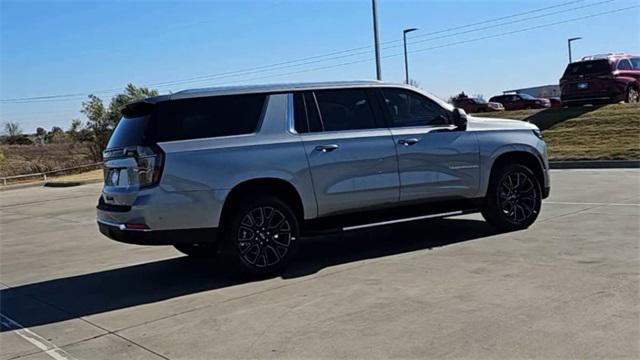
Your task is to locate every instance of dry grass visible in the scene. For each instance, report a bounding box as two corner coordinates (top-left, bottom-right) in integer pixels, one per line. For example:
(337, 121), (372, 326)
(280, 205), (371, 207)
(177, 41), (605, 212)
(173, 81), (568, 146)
(474, 103), (640, 161)
(0, 143), (94, 177)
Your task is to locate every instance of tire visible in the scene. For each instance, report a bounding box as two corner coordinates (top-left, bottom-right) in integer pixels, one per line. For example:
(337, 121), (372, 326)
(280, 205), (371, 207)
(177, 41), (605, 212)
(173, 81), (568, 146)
(481, 163), (542, 231)
(626, 87), (639, 103)
(221, 195), (299, 276)
(174, 243), (217, 257)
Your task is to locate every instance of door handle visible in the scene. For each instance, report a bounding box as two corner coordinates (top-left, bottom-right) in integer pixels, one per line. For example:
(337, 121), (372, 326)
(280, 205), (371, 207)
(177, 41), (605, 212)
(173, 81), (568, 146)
(315, 144), (340, 153)
(398, 138), (419, 146)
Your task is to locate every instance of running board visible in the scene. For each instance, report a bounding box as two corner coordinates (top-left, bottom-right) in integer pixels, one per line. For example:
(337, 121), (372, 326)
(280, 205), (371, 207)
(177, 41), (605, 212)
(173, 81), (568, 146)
(342, 210), (464, 231)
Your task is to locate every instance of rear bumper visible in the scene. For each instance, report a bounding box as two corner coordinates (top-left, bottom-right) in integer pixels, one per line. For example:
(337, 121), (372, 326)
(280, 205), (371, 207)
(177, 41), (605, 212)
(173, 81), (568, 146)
(97, 219), (218, 246)
(561, 89), (625, 104)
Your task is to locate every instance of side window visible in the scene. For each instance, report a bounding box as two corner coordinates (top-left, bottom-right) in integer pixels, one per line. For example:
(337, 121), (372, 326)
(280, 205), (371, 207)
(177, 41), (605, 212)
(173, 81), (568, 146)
(617, 59), (632, 71)
(630, 57), (640, 70)
(293, 92), (323, 133)
(381, 88), (450, 127)
(314, 89), (378, 131)
(154, 94), (265, 142)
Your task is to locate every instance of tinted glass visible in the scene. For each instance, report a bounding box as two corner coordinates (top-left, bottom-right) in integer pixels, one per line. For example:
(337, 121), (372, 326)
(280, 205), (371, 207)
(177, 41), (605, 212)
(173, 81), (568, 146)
(154, 94), (265, 142)
(305, 93), (323, 132)
(563, 60), (611, 76)
(473, 98), (486, 104)
(107, 116), (151, 148)
(382, 88), (449, 127)
(617, 59), (632, 70)
(520, 94), (535, 100)
(293, 93), (308, 133)
(630, 57), (640, 70)
(293, 92), (323, 133)
(314, 89), (378, 131)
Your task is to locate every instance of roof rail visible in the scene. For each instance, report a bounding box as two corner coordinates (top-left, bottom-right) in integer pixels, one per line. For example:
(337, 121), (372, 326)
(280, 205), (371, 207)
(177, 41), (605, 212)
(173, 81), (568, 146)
(580, 53), (629, 61)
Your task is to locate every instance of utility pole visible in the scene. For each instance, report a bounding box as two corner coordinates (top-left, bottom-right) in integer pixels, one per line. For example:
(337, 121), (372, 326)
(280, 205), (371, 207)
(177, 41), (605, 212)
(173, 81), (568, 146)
(372, 0), (382, 80)
(568, 37), (582, 63)
(403, 28), (418, 84)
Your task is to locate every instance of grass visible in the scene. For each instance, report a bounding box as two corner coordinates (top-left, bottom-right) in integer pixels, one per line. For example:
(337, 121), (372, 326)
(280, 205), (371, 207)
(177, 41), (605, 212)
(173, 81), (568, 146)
(0, 143), (94, 178)
(474, 103), (640, 161)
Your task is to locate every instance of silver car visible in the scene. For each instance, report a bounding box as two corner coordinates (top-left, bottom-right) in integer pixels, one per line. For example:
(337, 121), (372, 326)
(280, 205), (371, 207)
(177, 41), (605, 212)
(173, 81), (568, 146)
(97, 81), (550, 275)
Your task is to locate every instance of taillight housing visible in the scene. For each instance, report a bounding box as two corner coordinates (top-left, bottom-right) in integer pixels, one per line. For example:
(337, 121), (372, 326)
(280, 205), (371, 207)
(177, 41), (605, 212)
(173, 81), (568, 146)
(131, 145), (164, 188)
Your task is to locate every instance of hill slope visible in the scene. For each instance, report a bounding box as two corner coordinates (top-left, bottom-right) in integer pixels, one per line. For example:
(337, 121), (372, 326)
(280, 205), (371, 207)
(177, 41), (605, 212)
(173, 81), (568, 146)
(474, 103), (640, 161)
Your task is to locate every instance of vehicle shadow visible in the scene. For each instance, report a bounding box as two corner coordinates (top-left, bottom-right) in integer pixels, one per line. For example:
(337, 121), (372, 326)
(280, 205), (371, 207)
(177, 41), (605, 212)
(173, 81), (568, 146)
(525, 104), (604, 130)
(0, 218), (499, 331)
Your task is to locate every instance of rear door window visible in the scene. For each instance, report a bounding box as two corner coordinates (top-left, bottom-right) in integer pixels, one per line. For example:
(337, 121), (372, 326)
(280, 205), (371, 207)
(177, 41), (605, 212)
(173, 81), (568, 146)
(293, 92), (323, 133)
(153, 94), (266, 142)
(314, 89), (379, 132)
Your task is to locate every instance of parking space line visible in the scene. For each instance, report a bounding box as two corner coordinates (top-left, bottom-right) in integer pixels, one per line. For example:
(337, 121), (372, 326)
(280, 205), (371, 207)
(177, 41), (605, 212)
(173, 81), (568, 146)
(0, 313), (77, 360)
(544, 201), (640, 207)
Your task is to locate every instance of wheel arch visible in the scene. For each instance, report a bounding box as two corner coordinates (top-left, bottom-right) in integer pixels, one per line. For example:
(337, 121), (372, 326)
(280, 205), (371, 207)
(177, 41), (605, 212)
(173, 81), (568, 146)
(219, 178), (306, 230)
(482, 147), (546, 198)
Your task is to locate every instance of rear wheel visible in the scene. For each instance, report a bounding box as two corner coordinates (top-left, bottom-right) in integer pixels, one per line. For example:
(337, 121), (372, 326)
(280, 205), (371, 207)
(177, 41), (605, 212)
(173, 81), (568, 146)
(481, 164), (542, 231)
(626, 87), (639, 103)
(222, 195), (299, 276)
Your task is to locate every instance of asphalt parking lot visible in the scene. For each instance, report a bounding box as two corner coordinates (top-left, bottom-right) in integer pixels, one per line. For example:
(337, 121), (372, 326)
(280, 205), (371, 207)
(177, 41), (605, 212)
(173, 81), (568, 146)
(1, 169), (638, 359)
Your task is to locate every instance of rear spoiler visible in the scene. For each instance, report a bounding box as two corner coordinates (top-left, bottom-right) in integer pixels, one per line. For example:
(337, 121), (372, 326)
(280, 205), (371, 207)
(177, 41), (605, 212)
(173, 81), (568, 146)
(121, 100), (156, 117)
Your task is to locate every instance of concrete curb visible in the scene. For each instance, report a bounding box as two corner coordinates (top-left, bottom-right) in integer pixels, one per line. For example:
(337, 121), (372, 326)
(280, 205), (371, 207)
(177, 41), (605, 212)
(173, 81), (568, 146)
(0, 178), (103, 192)
(550, 160), (640, 169)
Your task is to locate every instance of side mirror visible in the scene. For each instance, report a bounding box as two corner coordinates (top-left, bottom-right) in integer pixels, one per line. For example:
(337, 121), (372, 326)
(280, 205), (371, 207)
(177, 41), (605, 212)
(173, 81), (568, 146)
(453, 108), (468, 131)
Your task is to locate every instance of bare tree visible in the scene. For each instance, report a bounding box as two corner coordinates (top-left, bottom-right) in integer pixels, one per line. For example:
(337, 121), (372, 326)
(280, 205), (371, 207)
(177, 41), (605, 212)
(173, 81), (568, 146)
(3, 122), (22, 137)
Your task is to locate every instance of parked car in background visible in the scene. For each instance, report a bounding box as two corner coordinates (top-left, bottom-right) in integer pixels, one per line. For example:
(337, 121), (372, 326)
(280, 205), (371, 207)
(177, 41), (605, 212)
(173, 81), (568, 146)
(548, 97), (563, 108)
(489, 94), (551, 110)
(452, 95), (504, 113)
(560, 53), (639, 106)
(97, 81), (549, 275)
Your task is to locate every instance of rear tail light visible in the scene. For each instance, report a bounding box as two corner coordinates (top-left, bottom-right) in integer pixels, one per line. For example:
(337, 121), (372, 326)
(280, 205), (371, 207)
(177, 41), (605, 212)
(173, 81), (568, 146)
(104, 145), (164, 188)
(131, 145), (164, 188)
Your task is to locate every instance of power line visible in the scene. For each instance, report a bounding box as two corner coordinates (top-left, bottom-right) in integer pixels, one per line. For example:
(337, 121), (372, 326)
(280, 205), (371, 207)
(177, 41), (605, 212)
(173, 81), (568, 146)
(173, 5), (640, 89)
(3, 4), (637, 109)
(1, 0), (593, 103)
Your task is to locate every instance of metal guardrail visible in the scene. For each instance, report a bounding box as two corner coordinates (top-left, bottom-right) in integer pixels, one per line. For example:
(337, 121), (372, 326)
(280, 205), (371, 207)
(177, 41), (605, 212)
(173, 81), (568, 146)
(0, 163), (102, 186)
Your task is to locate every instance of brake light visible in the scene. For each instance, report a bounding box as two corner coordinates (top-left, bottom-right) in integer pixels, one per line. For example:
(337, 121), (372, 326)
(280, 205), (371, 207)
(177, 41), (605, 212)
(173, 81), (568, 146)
(133, 145), (164, 188)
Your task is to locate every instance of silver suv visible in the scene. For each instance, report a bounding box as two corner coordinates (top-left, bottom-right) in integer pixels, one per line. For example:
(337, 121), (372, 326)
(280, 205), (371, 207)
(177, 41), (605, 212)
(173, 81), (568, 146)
(97, 81), (550, 275)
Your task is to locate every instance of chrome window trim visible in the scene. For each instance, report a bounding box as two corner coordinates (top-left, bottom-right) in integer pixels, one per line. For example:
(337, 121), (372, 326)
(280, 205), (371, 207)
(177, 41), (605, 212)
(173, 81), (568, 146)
(286, 93), (298, 135)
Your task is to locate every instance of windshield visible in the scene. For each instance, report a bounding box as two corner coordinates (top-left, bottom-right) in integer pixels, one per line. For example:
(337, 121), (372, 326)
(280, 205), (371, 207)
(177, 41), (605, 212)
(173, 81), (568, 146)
(630, 57), (640, 70)
(473, 98), (487, 104)
(520, 94), (536, 100)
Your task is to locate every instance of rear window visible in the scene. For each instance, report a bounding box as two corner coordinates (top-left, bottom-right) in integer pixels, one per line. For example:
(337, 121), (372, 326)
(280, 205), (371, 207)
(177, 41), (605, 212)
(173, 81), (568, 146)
(107, 115), (151, 148)
(153, 94), (266, 142)
(563, 60), (611, 76)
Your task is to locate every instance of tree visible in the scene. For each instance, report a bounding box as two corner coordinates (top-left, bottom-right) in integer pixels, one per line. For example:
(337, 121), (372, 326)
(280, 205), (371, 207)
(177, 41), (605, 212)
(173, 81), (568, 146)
(80, 84), (158, 161)
(3, 122), (21, 137)
(35, 127), (46, 145)
(45, 126), (66, 143)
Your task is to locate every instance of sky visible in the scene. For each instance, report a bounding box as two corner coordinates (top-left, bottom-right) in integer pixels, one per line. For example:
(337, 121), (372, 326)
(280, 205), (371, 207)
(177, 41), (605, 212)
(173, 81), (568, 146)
(1, 0), (639, 132)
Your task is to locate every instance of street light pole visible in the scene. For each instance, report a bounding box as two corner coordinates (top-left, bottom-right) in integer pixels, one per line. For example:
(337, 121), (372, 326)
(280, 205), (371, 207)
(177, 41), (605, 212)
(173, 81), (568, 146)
(372, 0), (382, 80)
(568, 37), (582, 63)
(403, 27), (418, 84)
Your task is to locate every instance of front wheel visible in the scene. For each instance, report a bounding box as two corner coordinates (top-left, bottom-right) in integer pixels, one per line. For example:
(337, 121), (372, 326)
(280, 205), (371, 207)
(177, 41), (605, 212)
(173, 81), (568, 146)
(626, 87), (639, 103)
(481, 164), (542, 231)
(222, 196), (299, 276)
